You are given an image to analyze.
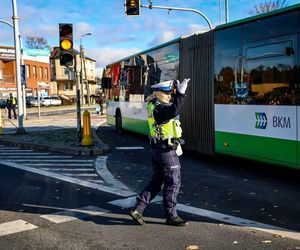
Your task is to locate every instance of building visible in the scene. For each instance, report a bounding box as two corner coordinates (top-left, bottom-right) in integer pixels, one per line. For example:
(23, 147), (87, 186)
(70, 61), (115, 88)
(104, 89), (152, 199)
(50, 47), (97, 104)
(0, 46), (51, 99)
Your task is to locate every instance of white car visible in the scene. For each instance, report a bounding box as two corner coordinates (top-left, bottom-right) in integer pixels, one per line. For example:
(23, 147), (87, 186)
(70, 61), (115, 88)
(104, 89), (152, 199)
(41, 96), (62, 106)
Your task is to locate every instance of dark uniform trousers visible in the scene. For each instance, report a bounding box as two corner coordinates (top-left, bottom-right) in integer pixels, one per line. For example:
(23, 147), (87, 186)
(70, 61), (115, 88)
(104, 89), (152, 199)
(136, 145), (181, 219)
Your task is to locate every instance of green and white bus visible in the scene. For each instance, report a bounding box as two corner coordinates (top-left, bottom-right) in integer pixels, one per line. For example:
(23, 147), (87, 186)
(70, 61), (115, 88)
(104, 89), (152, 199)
(104, 4), (300, 170)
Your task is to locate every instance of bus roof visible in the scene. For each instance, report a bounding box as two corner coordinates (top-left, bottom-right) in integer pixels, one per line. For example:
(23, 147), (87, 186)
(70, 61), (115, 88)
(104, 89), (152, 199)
(215, 3), (300, 31)
(106, 37), (181, 67)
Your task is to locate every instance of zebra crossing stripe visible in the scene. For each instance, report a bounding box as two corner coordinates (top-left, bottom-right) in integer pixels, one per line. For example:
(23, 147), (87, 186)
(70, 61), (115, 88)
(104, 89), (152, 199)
(0, 160), (135, 196)
(9, 159), (93, 162)
(0, 220), (38, 237)
(0, 152), (51, 155)
(115, 146), (144, 150)
(0, 156), (73, 159)
(23, 163), (93, 167)
(39, 205), (108, 224)
(38, 168), (95, 171)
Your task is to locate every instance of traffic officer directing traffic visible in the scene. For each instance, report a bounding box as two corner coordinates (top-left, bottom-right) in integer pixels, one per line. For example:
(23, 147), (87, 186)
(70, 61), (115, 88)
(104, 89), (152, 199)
(6, 93), (17, 119)
(130, 78), (190, 226)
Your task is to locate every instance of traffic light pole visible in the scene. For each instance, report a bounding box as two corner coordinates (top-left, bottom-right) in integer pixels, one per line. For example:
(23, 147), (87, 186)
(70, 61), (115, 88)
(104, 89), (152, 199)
(75, 54), (82, 142)
(141, 2), (212, 30)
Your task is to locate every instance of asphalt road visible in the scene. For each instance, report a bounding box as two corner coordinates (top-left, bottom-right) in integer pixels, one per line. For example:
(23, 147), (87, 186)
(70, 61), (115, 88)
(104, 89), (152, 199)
(0, 121), (300, 249)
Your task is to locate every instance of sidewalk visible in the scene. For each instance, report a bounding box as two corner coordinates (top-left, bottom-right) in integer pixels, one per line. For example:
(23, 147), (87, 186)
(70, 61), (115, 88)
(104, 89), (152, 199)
(0, 105), (109, 156)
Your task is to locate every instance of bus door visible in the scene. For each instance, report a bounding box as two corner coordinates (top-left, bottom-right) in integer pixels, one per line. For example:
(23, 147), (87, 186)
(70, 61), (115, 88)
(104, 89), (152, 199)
(241, 35), (298, 167)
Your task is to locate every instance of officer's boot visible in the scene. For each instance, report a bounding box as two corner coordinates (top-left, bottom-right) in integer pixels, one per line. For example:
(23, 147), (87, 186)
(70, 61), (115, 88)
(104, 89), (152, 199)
(130, 208), (145, 225)
(166, 216), (188, 226)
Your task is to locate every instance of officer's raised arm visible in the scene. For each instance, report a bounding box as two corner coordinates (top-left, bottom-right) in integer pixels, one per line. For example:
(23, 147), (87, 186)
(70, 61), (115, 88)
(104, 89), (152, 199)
(153, 78), (190, 124)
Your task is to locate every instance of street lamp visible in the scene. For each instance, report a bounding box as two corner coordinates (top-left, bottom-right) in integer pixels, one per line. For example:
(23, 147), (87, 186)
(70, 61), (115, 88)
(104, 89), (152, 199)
(80, 33), (92, 106)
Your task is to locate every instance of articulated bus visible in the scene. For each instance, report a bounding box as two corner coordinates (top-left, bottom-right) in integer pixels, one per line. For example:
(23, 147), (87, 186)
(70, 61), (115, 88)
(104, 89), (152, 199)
(103, 4), (300, 170)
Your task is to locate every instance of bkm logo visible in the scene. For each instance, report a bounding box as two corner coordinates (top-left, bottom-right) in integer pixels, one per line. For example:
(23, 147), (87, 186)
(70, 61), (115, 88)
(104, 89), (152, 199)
(255, 112), (267, 129)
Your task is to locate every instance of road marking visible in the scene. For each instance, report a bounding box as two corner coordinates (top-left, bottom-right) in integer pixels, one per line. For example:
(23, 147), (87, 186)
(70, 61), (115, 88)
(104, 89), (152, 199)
(38, 168), (95, 172)
(0, 156), (73, 159)
(107, 196), (162, 208)
(40, 205), (108, 224)
(0, 149), (34, 152)
(95, 156), (135, 195)
(63, 173), (99, 177)
(0, 152), (51, 155)
(10, 159), (94, 162)
(0, 160), (135, 197)
(115, 146), (144, 150)
(23, 163), (93, 167)
(108, 195), (300, 241)
(0, 220), (38, 237)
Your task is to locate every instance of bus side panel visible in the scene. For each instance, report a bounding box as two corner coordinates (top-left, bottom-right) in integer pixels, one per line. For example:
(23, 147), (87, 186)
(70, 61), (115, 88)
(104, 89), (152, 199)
(106, 101), (149, 135)
(215, 104), (298, 168)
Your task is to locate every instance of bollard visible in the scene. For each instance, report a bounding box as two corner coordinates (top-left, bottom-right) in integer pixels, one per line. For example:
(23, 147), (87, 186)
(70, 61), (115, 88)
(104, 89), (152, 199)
(82, 110), (93, 146)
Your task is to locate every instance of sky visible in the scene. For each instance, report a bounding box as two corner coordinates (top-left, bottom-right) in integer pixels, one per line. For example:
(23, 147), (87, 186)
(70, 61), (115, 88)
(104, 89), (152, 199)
(1, 0), (299, 76)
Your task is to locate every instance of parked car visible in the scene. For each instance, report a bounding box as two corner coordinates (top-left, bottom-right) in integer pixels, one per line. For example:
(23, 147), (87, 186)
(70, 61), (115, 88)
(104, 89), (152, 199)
(49, 96), (62, 106)
(0, 99), (7, 109)
(41, 96), (62, 107)
(28, 97), (41, 107)
(26, 96), (36, 108)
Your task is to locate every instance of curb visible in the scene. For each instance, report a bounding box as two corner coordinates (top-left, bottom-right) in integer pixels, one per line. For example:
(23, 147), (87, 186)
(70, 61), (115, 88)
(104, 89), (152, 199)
(0, 128), (110, 156)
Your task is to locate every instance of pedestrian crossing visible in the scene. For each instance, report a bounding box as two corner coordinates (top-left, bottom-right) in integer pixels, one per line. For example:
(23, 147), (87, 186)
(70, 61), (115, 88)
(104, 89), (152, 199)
(0, 205), (108, 237)
(0, 144), (103, 185)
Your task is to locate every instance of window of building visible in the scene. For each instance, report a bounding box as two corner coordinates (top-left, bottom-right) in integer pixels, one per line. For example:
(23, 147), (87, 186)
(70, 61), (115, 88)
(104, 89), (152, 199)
(44, 68), (48, 80)
(39, 67), (43, 79)
(26, 65), (30, 79)
(33, 66), (36, 79)
(64, 82), (73, 90)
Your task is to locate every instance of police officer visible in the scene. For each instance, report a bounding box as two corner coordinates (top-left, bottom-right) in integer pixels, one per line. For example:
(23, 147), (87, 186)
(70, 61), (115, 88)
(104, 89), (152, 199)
(130, 78), (190, 226)
(6, 93), (17, 119)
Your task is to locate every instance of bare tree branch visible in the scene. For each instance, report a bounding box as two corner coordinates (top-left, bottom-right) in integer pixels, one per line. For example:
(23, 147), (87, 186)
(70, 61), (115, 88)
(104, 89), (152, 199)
(250, 0), (288, 14)
(25, 36), (51, 49)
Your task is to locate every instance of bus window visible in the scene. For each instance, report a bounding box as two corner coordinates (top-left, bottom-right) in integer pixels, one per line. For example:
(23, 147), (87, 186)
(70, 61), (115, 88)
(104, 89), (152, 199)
(242, 39), (297, 105)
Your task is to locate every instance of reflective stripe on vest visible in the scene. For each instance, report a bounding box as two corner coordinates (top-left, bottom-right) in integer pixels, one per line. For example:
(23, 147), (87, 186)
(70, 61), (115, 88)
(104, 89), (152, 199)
(147, 102), (182, 140)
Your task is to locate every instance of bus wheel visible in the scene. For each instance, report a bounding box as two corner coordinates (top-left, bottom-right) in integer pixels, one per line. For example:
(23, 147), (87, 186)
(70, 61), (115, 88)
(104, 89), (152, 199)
(116, 111), (122, 134)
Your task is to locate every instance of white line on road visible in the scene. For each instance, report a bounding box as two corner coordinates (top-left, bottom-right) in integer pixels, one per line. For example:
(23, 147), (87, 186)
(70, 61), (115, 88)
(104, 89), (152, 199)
(0, 152), (51, 155)
(108, 196), (300, 241)
(0, 220), (38, 237)
(38, 168), (95, 172)
(115, 147), (145, 150)
(23, 163), (93, 167)
(40, 205), (108, 224)
(0, 149), (34, 152)
(10, 159), (94, 162)
(0, 156), (73, 159)
(63, 173), (99, 177)
(95, 156), (134, 193)
(0, 160), (136, 197)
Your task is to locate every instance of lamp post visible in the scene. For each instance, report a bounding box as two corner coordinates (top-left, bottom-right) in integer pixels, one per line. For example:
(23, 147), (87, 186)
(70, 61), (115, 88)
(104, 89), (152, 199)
(80, 33), (91, 106)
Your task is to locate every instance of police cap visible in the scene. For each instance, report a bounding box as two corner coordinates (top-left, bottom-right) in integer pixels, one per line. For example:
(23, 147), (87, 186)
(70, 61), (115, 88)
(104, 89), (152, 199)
(151, 80), (173, 93)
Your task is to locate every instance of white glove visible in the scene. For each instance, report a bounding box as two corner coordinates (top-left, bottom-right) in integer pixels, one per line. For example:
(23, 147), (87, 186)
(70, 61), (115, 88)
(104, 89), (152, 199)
(176, 78), (190, 94)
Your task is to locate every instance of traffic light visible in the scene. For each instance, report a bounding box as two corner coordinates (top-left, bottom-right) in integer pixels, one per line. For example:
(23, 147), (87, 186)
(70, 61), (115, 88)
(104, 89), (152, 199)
(125, 0), (140, 16)
(59, 23), (74, 66)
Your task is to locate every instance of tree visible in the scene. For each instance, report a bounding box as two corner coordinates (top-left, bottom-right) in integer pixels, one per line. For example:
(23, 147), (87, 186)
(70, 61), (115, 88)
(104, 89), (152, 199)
(25, 36), (50, 49)
(251, 0), (288, 14)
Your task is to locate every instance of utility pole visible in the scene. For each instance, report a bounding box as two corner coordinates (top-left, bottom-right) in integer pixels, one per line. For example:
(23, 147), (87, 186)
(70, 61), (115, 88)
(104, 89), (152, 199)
(225, 0), (229, 23)
(82, 51), (90, 106)
(80, 33), (92, 107)
(12, 0), (25, 134)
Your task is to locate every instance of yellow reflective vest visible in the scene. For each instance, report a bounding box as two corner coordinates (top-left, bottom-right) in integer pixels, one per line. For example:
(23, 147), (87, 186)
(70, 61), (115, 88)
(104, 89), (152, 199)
(148, 102), (182, 140)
